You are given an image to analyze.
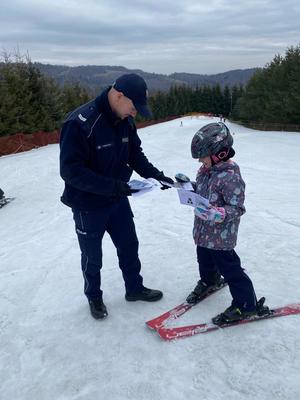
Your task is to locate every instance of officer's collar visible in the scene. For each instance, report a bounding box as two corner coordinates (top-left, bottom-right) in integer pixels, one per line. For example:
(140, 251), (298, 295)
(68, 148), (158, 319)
(95, 87), (122, 125)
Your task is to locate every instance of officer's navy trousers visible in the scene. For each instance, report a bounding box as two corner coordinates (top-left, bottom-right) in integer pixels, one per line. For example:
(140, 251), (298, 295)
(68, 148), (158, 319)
(72, 198), (143, 300)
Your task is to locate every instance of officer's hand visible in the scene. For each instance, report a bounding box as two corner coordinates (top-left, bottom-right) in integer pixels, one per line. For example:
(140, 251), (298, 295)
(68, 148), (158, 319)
(156, 172), (174, 190)
(115, 181), (139, 196)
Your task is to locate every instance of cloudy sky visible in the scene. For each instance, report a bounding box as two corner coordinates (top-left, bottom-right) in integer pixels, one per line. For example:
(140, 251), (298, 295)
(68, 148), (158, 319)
(1, 0), (300, 74)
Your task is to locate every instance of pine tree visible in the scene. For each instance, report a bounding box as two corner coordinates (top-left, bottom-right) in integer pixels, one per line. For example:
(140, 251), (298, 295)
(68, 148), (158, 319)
(61, 83), (91, 117)
(0, 51), (95, 136)
(233, 44), (300, 125)
(223, 85), (231, 117)
(212, 84), (224, 115)
(0, 51), (64, 135)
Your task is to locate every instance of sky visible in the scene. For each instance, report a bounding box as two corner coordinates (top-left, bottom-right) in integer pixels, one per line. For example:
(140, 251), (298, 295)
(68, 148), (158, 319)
(1, 117), (300, 400)
(1, 0), (300, 74)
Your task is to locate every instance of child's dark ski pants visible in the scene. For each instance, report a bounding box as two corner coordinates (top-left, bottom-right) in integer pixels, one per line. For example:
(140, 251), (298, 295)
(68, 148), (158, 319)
(197, 246), (257, 310)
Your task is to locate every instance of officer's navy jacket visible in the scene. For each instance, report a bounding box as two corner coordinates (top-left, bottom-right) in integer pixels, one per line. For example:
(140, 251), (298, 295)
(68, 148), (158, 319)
(60, 88), (161, 210)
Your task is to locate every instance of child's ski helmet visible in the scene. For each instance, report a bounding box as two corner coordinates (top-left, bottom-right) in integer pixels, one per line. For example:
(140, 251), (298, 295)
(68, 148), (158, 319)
(191, 122), (233, 159)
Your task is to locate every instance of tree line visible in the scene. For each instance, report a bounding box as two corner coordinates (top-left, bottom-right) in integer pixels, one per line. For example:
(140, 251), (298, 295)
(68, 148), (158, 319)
(0, 52), (242, 136)
(0, 44), (299, 137)
(147, 84), (243, 121)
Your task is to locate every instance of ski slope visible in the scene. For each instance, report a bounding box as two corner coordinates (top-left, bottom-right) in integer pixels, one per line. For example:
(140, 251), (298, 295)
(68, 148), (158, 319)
(1, 116), (300, 400)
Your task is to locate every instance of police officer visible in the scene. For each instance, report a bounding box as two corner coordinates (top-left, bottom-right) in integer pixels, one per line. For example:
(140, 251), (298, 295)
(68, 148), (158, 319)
(60, 73), (173, 319)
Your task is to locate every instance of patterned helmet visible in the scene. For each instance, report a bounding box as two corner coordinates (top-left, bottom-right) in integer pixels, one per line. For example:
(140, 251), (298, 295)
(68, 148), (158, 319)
(191, 122), (233, 159)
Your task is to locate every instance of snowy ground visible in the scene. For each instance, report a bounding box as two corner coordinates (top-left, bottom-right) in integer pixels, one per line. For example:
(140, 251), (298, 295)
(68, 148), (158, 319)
(1, 116), (300, 400)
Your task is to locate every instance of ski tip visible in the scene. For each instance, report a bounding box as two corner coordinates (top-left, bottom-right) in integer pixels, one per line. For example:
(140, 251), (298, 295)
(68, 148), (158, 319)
(145, 322), (157, 330)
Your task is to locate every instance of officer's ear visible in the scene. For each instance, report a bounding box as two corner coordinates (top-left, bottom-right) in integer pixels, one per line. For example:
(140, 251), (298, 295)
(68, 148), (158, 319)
(114, 90), (124, 100)
(114, 91), (125, 108)
(109, 87), (123, 100)
(108, 87), (121, 108)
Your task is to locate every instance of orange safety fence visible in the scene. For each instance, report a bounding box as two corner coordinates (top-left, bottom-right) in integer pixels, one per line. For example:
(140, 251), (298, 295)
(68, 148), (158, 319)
(0, 131), (60, 156)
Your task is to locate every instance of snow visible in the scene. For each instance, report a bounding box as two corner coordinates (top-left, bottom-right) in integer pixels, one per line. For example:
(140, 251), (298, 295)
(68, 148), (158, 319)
(1, 116), (300, 400)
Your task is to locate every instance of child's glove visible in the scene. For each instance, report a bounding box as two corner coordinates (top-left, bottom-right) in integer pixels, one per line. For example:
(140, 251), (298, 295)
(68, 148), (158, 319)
(194, 204), (225, 223)
(175, 173), (191, 183)
(175, 173), (196, 191)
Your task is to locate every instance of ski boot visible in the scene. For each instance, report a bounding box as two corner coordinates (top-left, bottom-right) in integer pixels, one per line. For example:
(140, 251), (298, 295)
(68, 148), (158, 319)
(186, 274), (225, 305)
(212, 297), (271, 325)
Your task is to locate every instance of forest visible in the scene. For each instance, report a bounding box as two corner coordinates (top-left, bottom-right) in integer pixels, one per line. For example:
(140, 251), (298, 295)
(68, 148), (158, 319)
(0, 44), (299, 137)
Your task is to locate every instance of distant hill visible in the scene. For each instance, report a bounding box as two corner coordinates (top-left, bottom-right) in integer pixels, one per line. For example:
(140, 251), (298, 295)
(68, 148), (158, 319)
(169, 69), (258, 88)
(34, 63), (259, 94)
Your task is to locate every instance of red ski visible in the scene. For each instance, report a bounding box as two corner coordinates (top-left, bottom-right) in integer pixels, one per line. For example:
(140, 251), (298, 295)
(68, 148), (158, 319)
(157, 303), (300, 341)
(146, 282), (227, 330)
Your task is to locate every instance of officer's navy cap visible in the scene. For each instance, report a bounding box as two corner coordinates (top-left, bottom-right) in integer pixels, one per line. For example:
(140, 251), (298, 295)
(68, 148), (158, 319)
(113, 73), (152, 118)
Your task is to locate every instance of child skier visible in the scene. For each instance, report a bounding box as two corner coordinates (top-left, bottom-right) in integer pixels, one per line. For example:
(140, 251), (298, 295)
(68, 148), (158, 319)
(187, 122), (269, 325)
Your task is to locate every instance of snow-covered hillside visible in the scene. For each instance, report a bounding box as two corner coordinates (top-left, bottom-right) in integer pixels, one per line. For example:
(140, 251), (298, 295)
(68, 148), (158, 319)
(1, 116), (300, 400)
